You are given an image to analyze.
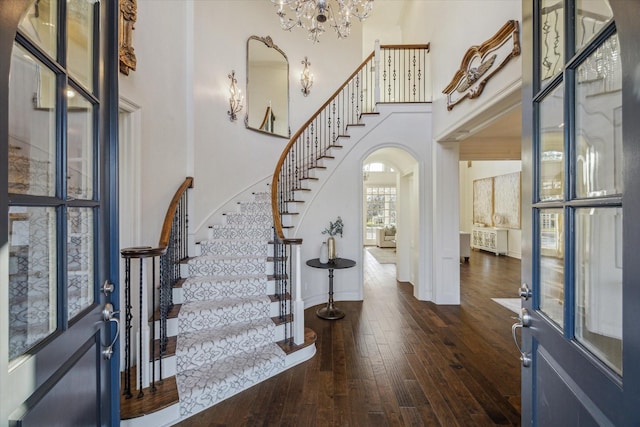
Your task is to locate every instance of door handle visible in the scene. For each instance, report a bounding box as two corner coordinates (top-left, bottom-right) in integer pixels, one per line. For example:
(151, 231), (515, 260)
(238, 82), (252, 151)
(519, 283), (532, 300)
(511, 307), (532, 367)
(102, 303), (120, 360)
(101, 280), (115, 297)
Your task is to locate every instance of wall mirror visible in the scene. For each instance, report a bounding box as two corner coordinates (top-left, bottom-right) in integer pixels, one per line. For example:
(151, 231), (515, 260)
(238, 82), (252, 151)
(246, 35), (290, 138)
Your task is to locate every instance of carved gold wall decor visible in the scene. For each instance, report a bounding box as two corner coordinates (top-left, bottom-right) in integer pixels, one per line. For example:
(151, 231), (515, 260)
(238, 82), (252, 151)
(119, 0), (137, 75)
(443, 20), (520, 111)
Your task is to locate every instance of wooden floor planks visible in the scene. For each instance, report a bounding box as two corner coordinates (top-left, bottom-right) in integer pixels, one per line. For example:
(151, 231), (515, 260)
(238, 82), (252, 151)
(175, 249), (522, 426)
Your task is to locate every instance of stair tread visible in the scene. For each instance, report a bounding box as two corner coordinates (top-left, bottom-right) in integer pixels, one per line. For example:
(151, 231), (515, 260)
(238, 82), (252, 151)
(152, 335), (177, 360)
(268, 292), (291, 302)
(190, 254), (267, 262)
(151, 304), (181, 321)
(184, 274), (267, 284)
(120, 370), (178, 420)
(209, 224), (272, 229)
(271, 313), (293, 326)
(180, 295), (270, 314)
(277, 327), (318, 355)
(177, 342), (284, 382)
(177, 317), (275, 351)
(200, 237), (269, 243)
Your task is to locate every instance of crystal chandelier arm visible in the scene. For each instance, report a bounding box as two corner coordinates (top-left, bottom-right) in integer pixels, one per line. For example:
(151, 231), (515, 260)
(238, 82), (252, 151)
(271, 0), (372, 42)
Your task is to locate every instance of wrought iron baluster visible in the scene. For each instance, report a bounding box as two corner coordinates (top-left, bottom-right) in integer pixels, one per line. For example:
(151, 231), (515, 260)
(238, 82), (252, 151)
(138, 260), (145, 398)
(151, 256), (157, 392)
(123, 257), (132, 399)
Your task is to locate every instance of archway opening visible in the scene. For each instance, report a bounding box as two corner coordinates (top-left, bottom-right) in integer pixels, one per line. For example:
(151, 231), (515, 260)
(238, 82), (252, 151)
(362, 147), (419, 286)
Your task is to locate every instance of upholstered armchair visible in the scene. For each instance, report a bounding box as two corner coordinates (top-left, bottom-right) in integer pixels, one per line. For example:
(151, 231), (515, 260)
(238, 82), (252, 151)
(376, 226), (396, 248)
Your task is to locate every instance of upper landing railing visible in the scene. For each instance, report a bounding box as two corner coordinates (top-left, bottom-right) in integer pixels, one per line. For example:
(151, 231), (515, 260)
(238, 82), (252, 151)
(270, 43), (430, 240)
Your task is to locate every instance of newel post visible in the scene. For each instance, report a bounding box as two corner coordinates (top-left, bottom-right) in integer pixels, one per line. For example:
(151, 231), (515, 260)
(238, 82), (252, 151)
(293, 243), (304, 345)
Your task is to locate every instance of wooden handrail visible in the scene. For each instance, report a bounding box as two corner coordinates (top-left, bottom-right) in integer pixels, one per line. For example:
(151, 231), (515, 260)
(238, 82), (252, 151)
(120, 176), (194, 258)
(270, 51), (375, 240)
(158, 176), (194, 249)
(270, 44), (430, 240)
(380, 43), (430, 50)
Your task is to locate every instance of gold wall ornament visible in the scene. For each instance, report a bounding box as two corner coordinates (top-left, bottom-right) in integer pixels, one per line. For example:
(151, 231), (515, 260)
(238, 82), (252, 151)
(442, 20), (520, 111)
(119, 0), (137, 75)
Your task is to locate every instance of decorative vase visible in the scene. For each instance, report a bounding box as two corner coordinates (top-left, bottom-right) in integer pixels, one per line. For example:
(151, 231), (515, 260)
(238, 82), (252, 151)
(319, 241), (329, 264)
(327, 236), (336, 261)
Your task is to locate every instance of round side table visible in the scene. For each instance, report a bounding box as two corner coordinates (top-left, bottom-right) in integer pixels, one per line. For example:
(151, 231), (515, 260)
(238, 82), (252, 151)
(306, 257), (356, 320)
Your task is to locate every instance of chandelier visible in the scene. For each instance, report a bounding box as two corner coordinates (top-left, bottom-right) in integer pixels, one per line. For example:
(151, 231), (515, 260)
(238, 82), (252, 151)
(272, 0), (374, 43)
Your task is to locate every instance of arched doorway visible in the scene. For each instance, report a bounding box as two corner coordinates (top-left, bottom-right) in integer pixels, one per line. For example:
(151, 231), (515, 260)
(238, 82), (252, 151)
(362, 147), (419, 287)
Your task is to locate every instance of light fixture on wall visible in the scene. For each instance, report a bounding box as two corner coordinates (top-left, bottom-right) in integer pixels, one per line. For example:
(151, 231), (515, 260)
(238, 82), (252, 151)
(300, 57), (314, 96)
(363, 163), (370, 181)
(227, 70), (243, 122)
(272, 0), (374, 43)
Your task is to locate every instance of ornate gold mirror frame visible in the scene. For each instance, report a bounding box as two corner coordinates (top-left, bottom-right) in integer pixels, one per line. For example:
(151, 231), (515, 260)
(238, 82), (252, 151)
(443, 20), (520, 111)
(119, 0), (137, 75)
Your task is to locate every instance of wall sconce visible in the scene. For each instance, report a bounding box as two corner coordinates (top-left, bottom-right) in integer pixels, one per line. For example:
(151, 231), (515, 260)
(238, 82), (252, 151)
(300, 57), (314, 96)
(227, 70), (243, 121)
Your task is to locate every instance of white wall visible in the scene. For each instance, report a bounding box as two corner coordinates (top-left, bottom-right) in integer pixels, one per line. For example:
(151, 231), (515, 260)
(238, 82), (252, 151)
(118, 1), (190, 249)
(459, 160), (522, 259)
(399, 1), (522, 266)
(191, 1), (364, 241)
(119, 0), (364, 247)
(295, 104), (439, 306)
(431, 1), (522, 141)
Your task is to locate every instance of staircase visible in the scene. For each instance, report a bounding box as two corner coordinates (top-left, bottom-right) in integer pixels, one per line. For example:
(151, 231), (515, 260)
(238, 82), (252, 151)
(175, 192), (287, 418)
(121, 191), (315, 426)
(121, 42), (430, 425)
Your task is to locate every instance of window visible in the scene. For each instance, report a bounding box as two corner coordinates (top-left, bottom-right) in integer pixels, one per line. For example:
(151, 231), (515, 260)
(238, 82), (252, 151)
(365, 186), (396, 240)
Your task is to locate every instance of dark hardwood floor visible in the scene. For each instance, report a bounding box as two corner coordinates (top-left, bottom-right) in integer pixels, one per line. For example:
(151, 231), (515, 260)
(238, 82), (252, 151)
(175, 249), (522, 426)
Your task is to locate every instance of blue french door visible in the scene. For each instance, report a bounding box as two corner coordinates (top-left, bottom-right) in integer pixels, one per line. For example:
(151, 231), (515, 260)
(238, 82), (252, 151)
(519, 0), (640, 425)
(0, 1), (120, 425)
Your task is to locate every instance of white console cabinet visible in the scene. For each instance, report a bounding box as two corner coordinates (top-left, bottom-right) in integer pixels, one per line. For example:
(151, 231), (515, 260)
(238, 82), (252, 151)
(472, 227), (508, 256)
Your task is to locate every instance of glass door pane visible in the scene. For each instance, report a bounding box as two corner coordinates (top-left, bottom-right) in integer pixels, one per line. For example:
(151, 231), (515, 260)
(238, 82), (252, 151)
(539, 83), (565, 202)
(8, 206), (57, 362)
(8, 44), (57, 197)
(540, 0), (564, 84)
(575, 207), (622, 375)
(67, 87), (94, 199)
(575, 0), (613, 52)
(18, 0), (58, 59)
(575, 33), (622, 198)
(67, 208), (94, 319)
(539, 209), (565, 327)
(67, 0), (95, 90)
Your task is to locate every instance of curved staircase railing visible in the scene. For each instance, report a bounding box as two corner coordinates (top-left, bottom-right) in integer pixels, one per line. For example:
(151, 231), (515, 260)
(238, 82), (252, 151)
(270, 43), (430, 241)
(120, 177), (193, 401)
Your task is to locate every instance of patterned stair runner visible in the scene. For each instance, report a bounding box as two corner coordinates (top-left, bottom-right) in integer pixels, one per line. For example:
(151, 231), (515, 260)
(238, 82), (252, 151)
(175, 193), (286, 418)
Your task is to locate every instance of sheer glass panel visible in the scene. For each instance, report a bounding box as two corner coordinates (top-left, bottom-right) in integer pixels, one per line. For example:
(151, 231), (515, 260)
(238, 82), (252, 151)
(575, 207), (622, 375)
(539, 83), (565, 202)
(18, 0), (58, 59)
(8, 206), (57, 361)
(575, 0), (613, 52)
(67, 0), (95, 90)
(8, 43), (57, 197)
(540, 0), (564, 84)
(67, 208), (94, 319)
(67, 87), (94, 199)
(539, 209), (564, 328)
(576, 33), (622, 198)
